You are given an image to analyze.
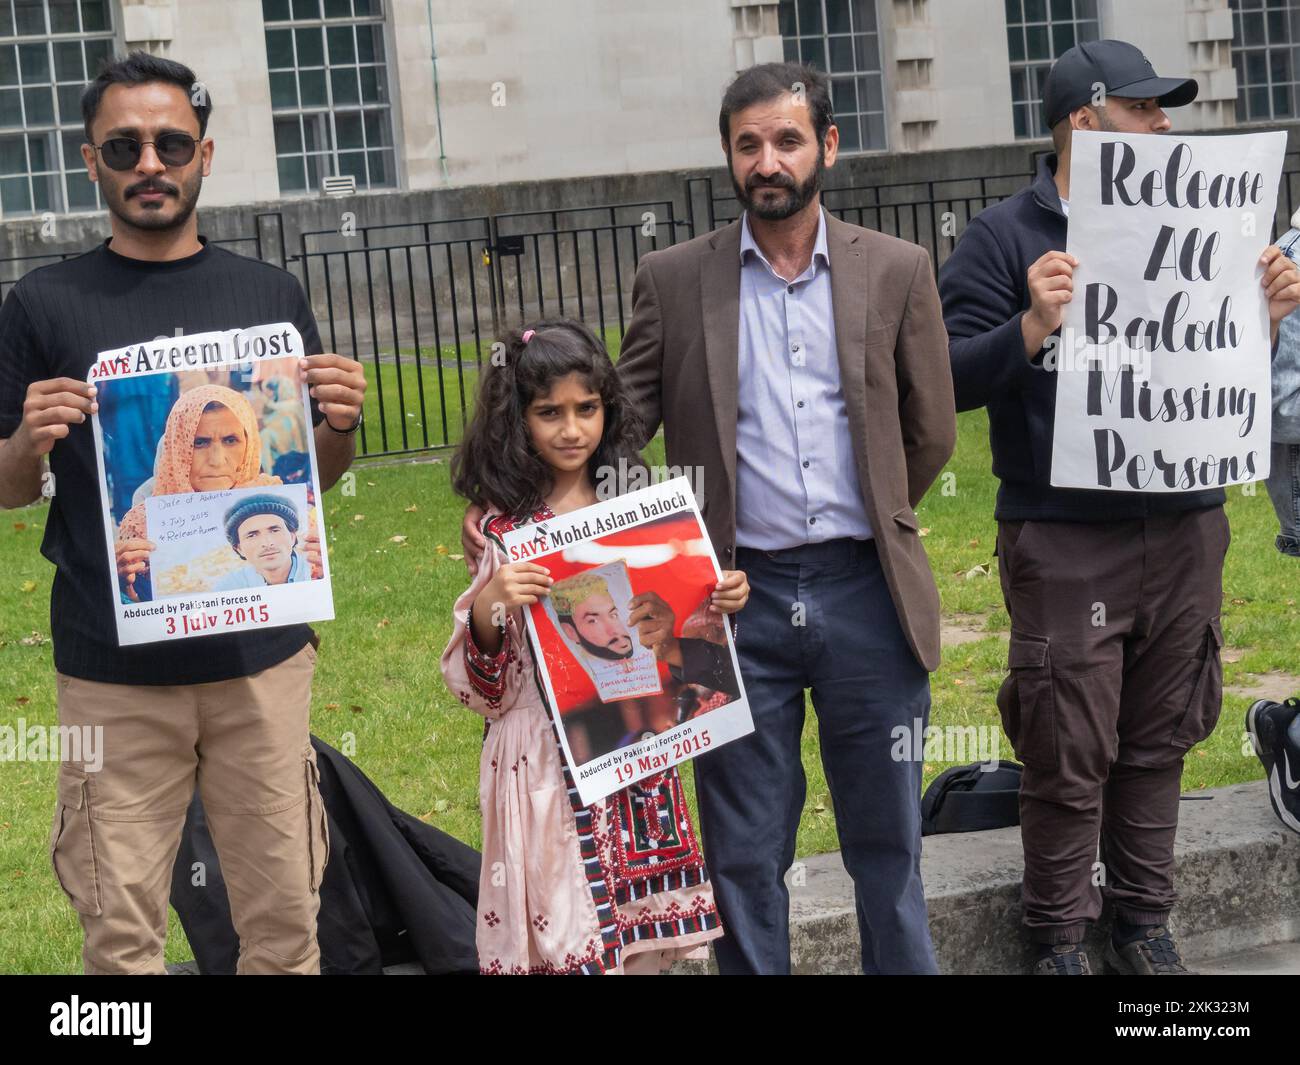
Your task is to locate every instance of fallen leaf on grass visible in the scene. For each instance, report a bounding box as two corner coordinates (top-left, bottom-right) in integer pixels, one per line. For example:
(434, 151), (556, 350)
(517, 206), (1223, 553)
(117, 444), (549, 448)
(919, 527), (931, 537)
(14, 696), (29, 705)
(435, 544), (448, 555)
(324, 703), (340, 711)
(390, 535), (407, 543)
(20, 580), (36, 593)
(350, 704), (364, 714)
(433, 799), (449, 814)
(449, 554), (463, 561)
(353, 514), (365, 522)
(12, 522), (25, 531)
(404, 504), (418, 513)
(964, 563), (992, 580)
(376, 618), (391, 629)
(19, 632), (47, 646)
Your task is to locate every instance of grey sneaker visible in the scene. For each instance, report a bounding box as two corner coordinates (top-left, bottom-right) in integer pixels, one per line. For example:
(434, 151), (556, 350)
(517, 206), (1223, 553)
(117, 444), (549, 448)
(1246, 698), (1300, 835)
(1033, 943), (1093, 975)
(1106, 926), (1196, 974)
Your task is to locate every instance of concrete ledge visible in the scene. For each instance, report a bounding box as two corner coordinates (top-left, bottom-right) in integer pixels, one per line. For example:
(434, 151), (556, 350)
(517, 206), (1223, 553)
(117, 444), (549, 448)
(676, 780), (1300, 974)
(170, 780), (1299, 974)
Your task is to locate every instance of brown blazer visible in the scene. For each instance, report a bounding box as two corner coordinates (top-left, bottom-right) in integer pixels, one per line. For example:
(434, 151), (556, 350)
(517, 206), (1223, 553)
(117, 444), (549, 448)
(617, 212), (956, 671)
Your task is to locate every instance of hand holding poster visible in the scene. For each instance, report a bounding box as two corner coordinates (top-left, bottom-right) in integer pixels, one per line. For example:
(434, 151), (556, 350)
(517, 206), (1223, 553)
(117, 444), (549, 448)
(90, 322), (334, 645)
(1050, 129), (1286, 492)
(501, 477), (753, 806)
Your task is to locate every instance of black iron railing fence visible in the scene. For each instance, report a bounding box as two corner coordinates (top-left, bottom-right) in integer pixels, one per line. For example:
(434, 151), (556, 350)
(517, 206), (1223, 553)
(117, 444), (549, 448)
(3, 153), (1299, 458)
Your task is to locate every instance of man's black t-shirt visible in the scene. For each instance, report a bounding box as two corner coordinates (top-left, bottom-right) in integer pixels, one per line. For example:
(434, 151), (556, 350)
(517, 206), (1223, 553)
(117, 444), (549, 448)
(0, 238), (326, 685)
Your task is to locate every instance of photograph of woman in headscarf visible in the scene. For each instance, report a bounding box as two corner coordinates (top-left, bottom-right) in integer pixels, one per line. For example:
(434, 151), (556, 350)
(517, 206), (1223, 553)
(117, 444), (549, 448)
(111, 381), (320, 602)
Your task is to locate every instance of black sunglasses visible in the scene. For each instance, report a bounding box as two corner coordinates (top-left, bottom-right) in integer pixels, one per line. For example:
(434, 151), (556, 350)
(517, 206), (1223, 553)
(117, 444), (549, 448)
(90, 132), (198, 171)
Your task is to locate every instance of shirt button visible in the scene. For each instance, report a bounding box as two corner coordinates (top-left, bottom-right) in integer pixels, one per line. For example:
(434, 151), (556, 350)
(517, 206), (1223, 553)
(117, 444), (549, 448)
(802, 459), (810, 468)
(808, 517), (817, 525)
(787, 285), (794, 294)
(797, 400), (805, 408)
(791, 344), (800, 353)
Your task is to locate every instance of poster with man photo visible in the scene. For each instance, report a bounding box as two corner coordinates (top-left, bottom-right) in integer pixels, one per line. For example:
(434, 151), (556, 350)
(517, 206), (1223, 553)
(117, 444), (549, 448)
(541, 560), (664, 703)
(89, 321), (334, 645)
(501, 477), (753, 806)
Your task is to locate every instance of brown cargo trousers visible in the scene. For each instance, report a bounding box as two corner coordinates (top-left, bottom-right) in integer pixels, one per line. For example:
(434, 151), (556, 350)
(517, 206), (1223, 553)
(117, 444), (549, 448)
(48, 643), (329, 974)
(995, 506), (1228, 944)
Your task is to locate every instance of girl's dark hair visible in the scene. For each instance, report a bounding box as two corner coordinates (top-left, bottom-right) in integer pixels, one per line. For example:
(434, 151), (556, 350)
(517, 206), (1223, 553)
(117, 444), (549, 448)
(451, 318), (646, 518)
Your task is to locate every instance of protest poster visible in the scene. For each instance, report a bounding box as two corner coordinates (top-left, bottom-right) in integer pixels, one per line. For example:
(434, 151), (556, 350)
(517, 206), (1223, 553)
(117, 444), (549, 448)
(1049, 129), (1286, 492)
(540, 560), (664, 702)
(500, 476), (753, 806)
(89, 322), (334, 645)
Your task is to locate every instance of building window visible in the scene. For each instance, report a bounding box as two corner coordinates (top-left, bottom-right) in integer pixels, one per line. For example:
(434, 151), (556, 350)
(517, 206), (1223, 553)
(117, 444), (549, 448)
(263, 0), (396, 194)
(1230, 0), (1300, 122)
(1006, 0), (1099, 139)
(0, 0), (114, 218)
(778, 0), (887, 152)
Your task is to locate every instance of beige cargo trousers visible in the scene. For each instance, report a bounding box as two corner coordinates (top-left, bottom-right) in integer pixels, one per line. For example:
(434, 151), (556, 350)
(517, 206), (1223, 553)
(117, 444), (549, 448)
(49, 642), (329, 974)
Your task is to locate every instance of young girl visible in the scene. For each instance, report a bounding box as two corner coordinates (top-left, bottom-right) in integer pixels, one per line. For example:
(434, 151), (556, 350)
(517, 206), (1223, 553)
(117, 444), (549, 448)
(442, 318), (748, 975)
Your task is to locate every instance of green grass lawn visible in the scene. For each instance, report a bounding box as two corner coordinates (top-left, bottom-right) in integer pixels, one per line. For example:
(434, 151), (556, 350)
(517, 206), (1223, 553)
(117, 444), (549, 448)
(0, 408), (1292, 972)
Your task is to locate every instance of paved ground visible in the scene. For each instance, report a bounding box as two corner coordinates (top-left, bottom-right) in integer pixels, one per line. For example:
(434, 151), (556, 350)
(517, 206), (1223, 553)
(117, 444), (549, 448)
(170, 944), (1300, 975)
(1197, 940), (1300, 975)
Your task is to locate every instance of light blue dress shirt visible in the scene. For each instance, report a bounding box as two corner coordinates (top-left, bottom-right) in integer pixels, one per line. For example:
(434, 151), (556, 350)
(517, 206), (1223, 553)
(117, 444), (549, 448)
(735, 209), (873, 550)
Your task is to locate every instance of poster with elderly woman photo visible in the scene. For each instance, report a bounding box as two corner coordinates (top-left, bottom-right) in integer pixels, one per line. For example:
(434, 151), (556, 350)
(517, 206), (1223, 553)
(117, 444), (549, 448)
(89, 320), (334, 644)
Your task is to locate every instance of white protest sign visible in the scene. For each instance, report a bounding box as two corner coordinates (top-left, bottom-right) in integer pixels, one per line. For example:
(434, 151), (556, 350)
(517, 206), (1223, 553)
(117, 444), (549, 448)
(90, 322), (334, 645)
(1049, 129), (1285, 492)
(500, 477), (753, 806)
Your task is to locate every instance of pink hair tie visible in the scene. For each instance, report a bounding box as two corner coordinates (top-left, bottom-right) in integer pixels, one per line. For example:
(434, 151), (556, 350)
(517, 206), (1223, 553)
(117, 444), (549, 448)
(521, 329), (535, 343)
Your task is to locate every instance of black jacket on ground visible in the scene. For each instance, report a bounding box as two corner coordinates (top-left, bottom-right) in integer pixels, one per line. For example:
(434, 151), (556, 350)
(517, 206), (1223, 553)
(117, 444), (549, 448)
(170, 736), (480, 975)
(939, 152), (1224, 522)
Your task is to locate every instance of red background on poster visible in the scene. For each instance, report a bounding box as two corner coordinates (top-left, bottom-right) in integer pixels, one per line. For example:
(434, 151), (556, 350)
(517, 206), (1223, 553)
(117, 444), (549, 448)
(525, 512), (719, 717)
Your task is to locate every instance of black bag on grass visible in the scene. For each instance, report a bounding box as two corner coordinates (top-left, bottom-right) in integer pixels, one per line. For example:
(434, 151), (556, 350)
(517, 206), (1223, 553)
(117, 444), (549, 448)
(921, 759), (1023, 836)
(170, 735), (480, 974)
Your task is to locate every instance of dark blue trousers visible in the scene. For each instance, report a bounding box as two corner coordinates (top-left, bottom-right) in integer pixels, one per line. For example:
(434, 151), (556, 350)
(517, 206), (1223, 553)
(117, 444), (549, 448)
(694, 538), (938, 974)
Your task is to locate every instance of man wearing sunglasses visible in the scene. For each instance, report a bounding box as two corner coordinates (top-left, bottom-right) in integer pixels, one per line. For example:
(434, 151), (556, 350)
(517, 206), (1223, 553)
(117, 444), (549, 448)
(0, 51), (368, 975)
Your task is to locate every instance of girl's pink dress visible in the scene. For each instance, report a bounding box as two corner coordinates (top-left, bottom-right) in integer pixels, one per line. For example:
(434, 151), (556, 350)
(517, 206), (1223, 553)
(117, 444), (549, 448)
(441, 506), (723, 974)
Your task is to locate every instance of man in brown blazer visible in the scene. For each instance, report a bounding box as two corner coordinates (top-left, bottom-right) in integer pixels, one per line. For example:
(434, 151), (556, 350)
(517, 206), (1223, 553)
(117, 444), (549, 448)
(616, 62), (955, 973)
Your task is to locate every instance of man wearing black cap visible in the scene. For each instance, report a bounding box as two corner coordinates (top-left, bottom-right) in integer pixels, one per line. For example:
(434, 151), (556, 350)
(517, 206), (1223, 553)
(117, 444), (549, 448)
(941, 40), (1300, 975)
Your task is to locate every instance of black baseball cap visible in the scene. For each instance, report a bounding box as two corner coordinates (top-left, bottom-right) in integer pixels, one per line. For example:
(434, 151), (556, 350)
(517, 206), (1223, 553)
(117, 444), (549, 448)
(1042, 39), (1198, 129)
